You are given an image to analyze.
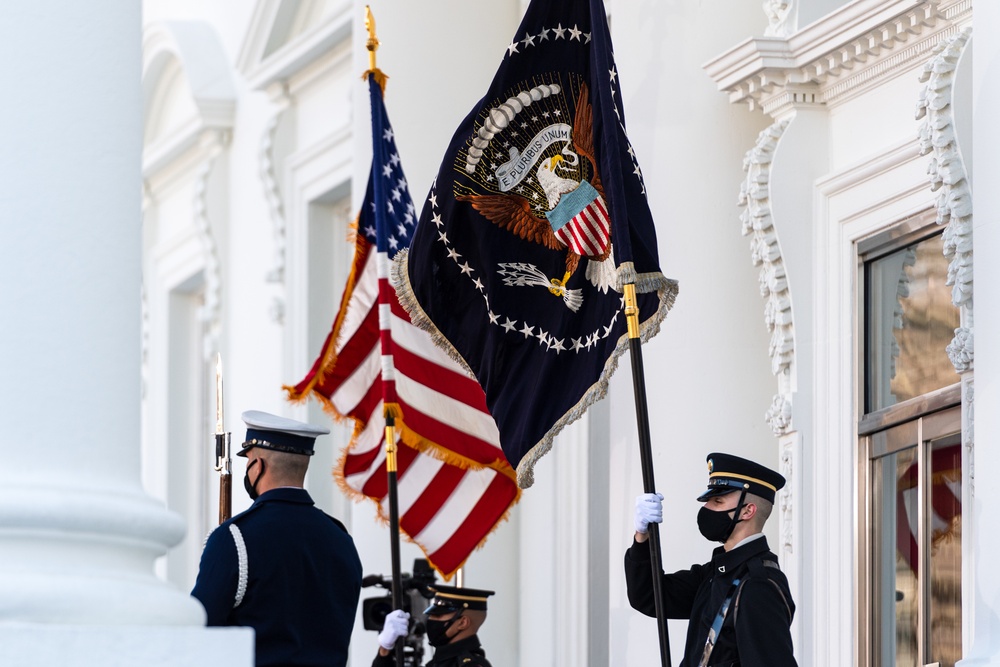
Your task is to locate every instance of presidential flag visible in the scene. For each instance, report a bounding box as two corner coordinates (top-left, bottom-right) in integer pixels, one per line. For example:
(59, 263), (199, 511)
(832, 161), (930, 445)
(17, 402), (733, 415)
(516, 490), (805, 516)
(286, 73), (520, 579)
(393, 0), (677, 488)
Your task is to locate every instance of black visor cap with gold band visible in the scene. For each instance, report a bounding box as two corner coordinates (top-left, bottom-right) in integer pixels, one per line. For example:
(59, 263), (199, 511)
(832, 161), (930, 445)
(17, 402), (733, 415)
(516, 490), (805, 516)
(423, 585), (494, 615)
(696, 452), (786, 504)
(237, 410), (330, 457)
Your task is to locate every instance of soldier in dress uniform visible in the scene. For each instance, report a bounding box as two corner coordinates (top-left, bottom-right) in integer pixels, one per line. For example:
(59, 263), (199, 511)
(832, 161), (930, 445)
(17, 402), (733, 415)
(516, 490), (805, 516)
(625, 452), (797, 666)
(373, 585), (494, 667)
(192, 410), (363, 667)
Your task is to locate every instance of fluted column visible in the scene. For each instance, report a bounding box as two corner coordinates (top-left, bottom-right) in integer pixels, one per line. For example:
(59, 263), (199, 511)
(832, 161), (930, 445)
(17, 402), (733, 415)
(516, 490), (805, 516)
(0, 1), (251, 662)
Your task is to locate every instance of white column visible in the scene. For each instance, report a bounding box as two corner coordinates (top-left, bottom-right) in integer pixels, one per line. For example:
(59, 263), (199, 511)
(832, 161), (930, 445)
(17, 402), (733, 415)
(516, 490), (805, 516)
(0, 1), (251, 663)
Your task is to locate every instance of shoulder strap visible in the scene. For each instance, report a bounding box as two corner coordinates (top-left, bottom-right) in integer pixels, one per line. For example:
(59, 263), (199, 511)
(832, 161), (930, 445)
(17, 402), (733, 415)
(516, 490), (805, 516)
(229, 524), (248, 608)
(698, 577), (741, 667)
(732, 560), (791, 625)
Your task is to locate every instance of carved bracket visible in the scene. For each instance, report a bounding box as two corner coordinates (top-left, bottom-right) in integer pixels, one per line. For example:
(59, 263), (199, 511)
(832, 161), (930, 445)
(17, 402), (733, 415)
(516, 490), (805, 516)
(258, 90), (292, 325)
(739, 118), (795, 435)
(193, 130), (230, 361)
(779, 436), (795, 555)
(763, 0), (797, 38)
(916, 27), (973, 373)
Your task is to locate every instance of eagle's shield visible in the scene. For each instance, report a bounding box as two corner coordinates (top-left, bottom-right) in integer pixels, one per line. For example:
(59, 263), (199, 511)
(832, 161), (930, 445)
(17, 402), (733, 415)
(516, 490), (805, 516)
(546, 180), (610, 257)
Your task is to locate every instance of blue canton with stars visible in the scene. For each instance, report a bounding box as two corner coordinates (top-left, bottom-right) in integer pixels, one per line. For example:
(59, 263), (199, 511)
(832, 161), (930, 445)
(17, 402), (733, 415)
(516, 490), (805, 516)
(396, 0), (676, 485)
(364, 75), (416, 259)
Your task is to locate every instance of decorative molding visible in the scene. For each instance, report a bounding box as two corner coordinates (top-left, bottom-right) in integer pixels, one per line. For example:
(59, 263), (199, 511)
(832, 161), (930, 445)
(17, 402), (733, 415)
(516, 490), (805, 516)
(819, 24), (962, 108)
(141, 22), (236, 359)
(238, 2), (353, 326)
(738, 118), (794, 435)
(767, 394), (793, 435)
(916, 27), (973, 373)
(192, 132), (229, 360)
(764, 1), (797, 38)
(779, 436), (795, 555)
(946, 326), (973, 373)
(258, 91), (292, 325)
(705, 0), (971, 117)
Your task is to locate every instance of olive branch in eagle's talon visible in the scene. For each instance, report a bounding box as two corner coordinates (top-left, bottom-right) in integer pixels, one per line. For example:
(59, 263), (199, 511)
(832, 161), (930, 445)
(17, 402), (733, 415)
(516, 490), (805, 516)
(497, 263), (583, 312)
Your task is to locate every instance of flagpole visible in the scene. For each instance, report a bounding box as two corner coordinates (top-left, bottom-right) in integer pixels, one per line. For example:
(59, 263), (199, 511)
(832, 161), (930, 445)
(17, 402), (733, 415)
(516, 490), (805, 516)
(624, 283), (672, 667)
(365, 8), (405, 667)
(384, 414), (405, 667)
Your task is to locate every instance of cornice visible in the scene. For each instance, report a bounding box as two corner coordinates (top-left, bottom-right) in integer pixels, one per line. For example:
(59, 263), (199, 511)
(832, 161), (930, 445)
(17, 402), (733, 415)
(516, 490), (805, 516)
(243, 8), (352, 93)
(704, 0), (970, 117)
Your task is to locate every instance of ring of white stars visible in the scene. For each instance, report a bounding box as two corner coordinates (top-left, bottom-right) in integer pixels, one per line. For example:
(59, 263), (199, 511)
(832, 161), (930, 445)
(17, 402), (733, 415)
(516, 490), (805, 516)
(507, 23), (590, 56)
(428, 183), (623, 355)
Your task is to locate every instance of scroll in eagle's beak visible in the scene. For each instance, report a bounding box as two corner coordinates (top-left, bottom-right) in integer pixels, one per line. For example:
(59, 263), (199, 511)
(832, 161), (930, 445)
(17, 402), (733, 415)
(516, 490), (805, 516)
(549, 155), (564, 169)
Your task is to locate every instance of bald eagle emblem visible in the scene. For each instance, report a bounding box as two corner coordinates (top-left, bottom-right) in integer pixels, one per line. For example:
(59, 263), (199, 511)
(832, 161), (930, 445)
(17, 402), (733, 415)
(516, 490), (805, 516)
(457, 81), (618, 312)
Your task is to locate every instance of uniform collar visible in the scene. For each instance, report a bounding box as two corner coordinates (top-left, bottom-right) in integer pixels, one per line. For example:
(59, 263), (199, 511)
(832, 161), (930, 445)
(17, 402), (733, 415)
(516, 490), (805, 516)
(253, 487), (314, 505)
(431, 634), (483, 661)
(710, 534), (771, 575)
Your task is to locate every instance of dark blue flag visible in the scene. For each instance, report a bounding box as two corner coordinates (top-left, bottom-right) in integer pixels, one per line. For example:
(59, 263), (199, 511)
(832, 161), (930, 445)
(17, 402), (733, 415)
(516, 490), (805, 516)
(393, 0), (677, 488)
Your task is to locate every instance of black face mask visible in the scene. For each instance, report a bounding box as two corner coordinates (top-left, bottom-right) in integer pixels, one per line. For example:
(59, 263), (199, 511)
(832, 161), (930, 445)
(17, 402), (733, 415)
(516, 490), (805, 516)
(425, 611), (462, 648)
(697, 505), (741, 543)
(244, 459), (264, 501)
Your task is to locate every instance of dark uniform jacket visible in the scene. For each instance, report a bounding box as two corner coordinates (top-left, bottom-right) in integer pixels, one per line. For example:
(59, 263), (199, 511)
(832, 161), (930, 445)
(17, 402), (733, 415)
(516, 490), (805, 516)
(192, 487), (363, 667)
(371, 635), (491, 667)
(624, 535), (796, 667)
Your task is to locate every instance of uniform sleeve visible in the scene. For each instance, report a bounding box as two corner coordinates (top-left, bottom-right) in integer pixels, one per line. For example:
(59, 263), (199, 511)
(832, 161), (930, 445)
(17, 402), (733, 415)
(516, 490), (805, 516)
(371, 652), (394, 667)
(190, 526), (239, 626)
(733, 578), (797, 666)
(624, 538), (706, 619)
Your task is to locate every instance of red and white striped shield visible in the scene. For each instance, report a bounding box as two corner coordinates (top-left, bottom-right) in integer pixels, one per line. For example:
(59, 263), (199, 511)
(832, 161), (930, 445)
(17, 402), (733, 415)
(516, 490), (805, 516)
(548, 179), (610, 258)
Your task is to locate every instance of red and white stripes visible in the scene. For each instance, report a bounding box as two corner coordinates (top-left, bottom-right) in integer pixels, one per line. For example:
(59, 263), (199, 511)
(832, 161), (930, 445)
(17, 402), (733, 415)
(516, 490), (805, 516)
(554, 197), (610, 257)
(288, 236), (519, 577)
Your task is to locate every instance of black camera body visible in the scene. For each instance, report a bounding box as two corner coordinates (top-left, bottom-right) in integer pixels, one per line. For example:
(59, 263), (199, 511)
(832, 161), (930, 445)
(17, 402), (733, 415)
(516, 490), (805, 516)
(362, 559), (437, 667)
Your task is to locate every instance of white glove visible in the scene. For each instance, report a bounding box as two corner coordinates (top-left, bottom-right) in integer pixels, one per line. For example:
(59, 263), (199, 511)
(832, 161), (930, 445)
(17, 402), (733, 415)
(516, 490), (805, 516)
(634, 493), (664, 534)
(378, 609), (410, 650)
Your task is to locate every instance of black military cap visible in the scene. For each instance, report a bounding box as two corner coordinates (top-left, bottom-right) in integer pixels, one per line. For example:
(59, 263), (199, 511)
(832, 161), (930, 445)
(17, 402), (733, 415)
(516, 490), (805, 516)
(237, 410), (330, 457)
(696, 452), (785, 504)
(423, 585), (494, 615)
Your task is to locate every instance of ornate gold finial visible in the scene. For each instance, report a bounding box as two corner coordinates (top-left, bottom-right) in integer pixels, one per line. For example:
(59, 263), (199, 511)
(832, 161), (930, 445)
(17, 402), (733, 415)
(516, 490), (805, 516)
(362, 6), (387, 92)
(365, 5), (379, 71)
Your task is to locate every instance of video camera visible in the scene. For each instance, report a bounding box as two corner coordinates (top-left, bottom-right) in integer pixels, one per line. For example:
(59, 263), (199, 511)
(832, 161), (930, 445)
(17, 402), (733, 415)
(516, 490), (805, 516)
(362, 558), (437, 667)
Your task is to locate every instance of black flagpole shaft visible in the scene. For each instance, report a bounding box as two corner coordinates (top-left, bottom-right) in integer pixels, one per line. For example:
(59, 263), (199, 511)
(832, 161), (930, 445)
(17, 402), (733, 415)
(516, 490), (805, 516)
(624, 284), (672, 667)
(385, 415), (405, 667)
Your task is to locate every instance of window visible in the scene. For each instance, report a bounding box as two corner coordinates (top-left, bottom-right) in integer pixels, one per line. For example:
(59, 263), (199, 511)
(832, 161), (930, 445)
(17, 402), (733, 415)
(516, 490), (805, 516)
(858, 218), (962, 667)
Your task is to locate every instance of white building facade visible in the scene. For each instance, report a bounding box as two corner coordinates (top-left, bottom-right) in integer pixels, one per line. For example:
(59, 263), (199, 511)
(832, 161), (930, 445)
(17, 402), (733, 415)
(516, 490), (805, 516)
(2, 0), (995, 665)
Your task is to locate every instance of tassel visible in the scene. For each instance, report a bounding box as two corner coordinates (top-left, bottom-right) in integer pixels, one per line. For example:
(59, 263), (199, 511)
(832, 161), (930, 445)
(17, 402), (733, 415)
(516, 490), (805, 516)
(362, 68), (389, 94)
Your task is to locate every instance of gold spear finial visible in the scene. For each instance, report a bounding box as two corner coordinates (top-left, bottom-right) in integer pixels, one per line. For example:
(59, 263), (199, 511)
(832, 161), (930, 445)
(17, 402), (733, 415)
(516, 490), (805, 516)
(363, 6), (387, 92)
(365, 5), (379, 71)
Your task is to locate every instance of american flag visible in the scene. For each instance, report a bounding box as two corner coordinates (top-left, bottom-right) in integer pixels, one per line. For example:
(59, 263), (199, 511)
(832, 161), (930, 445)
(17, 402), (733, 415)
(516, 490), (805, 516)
(896, 443), (961, 571)
(285, 73), (520, 579)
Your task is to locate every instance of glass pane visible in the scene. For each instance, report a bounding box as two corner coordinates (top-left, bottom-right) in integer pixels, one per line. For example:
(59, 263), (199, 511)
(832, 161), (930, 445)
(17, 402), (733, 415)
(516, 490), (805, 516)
(873, 446), (918, 667)
(929, 434), (962, 667)
(866, 233), (960, 412)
